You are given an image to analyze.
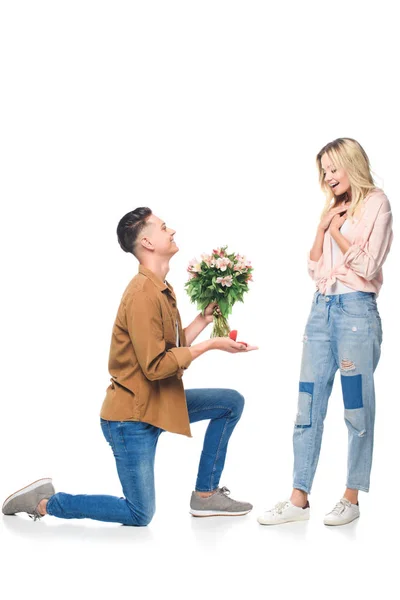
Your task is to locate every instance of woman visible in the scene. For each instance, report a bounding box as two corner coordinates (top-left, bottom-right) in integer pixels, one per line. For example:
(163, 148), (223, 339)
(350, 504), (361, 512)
(258, 138), (393, 526)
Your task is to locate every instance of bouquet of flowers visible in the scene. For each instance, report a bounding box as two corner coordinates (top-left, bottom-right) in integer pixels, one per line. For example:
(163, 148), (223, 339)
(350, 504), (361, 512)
(185, 246), (253, 338)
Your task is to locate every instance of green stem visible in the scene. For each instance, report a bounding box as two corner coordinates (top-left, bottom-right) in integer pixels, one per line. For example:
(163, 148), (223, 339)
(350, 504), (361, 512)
(210, 314), (230, 338)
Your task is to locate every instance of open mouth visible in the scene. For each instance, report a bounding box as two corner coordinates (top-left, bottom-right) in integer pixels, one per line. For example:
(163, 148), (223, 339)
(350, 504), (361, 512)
(330, 182), (339, 189)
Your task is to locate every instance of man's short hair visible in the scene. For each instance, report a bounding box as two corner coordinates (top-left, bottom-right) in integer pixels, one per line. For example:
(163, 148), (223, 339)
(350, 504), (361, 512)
(117, 207), (152, 256)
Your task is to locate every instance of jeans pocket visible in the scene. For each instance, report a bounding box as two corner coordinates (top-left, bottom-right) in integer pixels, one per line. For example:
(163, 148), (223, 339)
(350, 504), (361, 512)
(338, 303), (370, 318)
(295, 390), (313, 428)
(339, 295), (376, 318)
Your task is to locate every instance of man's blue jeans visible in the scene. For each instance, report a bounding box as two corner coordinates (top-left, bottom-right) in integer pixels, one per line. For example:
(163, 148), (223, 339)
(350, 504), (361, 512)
(293, 291), (382, 494)
(46, 388), (244, 525)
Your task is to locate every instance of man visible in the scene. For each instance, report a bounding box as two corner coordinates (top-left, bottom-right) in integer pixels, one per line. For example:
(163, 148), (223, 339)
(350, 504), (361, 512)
(3, 207), (256, 525)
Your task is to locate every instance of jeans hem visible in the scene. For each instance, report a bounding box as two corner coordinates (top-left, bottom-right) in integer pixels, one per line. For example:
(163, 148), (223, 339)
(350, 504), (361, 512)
(292, 484), (311, 494)
(46, 495), (56, 516)
(346, 483), (369, 493)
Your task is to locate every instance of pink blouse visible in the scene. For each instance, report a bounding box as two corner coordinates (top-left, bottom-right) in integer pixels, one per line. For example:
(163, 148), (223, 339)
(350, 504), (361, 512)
(308, 189), (393, 296)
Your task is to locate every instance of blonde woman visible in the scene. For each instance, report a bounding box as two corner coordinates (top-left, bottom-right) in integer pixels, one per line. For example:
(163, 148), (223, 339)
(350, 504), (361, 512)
(258, 138), (393, 526)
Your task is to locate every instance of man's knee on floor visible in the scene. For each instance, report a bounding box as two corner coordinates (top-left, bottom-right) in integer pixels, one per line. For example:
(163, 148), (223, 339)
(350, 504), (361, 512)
(124, 507), (155, 527)
(135, 512), (155, 527)
(124, 500), (155, 526)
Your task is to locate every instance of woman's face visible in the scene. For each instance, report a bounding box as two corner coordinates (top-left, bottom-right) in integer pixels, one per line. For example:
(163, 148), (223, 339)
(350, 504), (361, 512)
(321, 152), (350, 197)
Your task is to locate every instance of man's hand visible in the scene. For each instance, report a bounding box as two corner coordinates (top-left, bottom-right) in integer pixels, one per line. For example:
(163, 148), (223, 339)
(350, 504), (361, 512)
(188, 334), (258, 361)
(184, 303), (221, 346)
(211, 337), (258, 353)
(203, 302), (221, 325)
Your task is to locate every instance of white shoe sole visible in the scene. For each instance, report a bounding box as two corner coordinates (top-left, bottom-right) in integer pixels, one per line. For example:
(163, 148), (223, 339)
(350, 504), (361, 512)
(258, 513), (310, 525)
(2, 478), (53, 513)
(190, 509), (252, 517)
(324, 514), (360, 526)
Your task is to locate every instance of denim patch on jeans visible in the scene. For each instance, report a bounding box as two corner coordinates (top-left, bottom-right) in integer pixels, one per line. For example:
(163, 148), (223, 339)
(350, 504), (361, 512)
(292, 291), (382, 494)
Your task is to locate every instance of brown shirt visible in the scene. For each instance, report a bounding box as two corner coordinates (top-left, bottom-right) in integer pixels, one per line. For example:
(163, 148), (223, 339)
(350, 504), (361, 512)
(100, 265), (193, 436)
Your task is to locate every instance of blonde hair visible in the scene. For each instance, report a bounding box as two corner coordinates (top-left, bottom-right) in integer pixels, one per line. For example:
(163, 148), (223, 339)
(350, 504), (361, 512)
(316, 138), (376, 218)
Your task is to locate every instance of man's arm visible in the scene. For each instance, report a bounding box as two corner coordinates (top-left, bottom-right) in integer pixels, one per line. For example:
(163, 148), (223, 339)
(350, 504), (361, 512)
(183, 302), (219, 346)
(184, 313), (209, 346)
(126, 291), (192, 381)
(127, 295), (257, 382)
(188, 337), (258, 359)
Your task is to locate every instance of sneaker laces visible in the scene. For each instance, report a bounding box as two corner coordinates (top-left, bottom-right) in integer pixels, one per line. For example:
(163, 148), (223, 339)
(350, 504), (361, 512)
(272, 501), (289, 515)
(28, 510), (43, 522)
(28, 502), (45, 521)
(329, 498), (351, 516)
(218, 486), (231, 496)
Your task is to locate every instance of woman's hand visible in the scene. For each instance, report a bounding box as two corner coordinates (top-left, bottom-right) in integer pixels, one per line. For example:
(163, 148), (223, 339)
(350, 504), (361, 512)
(318, 204), (348, 232)
(329, 211), (347, 233)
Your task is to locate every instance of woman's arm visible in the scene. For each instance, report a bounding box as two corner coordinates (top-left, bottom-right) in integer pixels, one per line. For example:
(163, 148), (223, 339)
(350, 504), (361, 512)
(342, 202), (393, 281)
(308, 205), (349, 279)
(310, 204), (349, 261)
(309, 227), (325, 262)
(329, 212), (351, 254)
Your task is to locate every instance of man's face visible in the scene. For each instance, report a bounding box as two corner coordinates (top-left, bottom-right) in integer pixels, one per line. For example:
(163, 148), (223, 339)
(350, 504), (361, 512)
(140, 214), (178, 258)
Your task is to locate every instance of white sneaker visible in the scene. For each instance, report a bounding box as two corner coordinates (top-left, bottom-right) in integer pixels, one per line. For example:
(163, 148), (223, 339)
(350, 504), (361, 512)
(257, 500), (310, 525)
(324, 498), (360, 526)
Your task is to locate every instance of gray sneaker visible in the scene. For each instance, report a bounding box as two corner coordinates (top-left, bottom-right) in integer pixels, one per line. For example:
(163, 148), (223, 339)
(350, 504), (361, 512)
(190, 486), (253, 517)
(2, 478), (55, 521)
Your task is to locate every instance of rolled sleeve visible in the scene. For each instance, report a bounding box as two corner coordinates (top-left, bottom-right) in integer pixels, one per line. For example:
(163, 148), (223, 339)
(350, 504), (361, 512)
(170, 347), (193, 379)
(343, 208), (393, 281)
(307, 252), (324, 281)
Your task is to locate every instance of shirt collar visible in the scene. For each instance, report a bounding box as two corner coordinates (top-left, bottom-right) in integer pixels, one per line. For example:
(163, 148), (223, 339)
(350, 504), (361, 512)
(138, 265), (172, 293)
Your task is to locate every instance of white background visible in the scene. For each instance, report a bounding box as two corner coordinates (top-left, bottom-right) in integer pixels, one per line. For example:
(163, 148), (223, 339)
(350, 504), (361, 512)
(0, 1), (398, 598)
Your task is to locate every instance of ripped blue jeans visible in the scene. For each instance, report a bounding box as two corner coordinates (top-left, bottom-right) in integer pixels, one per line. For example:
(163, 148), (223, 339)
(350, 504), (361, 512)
(293, 291), (382, 493)
(46, 389), (244, 525)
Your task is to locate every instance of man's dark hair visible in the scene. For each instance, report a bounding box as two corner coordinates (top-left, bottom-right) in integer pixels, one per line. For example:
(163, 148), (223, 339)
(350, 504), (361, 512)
(117, 207), (152, 256)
